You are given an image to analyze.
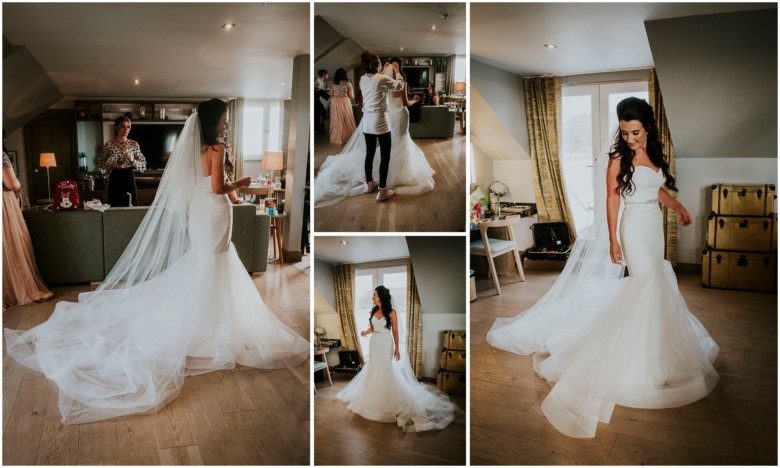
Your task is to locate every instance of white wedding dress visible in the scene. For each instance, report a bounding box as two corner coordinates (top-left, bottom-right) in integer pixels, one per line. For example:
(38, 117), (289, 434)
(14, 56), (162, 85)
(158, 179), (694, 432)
(4, 114), (309, 424)
(336, 315), (462, 432)
(487, 161), (719, 438)
(313, 92), (435, 207)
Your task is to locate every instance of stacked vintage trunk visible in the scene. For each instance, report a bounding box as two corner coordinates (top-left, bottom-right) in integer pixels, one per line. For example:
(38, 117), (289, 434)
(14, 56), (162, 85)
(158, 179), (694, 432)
(437, 330), (466, 397)
(702, 184), (777, 292)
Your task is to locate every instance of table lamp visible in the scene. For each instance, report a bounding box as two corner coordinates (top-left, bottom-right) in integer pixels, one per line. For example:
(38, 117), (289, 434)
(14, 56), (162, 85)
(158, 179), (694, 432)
(40, 152), (57, 202)
(261, 150), (284, 185)
(455, 82), (466, 96)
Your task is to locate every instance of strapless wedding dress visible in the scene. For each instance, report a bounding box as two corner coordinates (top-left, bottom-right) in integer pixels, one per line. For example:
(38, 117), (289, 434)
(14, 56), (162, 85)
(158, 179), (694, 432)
(314, 94), (435, 207)
(336, 315), (461, 432)
(5, 176), (309, 424)
(487, 166), (719, 438)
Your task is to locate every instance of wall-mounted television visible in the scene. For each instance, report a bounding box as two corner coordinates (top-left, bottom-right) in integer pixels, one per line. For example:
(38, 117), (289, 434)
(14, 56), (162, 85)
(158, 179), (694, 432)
(130, 123), (185, 170)
(403, 66), (430, 89)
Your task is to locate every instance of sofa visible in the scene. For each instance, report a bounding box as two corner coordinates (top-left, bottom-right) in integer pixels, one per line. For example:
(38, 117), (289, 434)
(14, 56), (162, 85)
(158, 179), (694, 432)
(23, 204), (270, 285)
(352, 105), (456, 139)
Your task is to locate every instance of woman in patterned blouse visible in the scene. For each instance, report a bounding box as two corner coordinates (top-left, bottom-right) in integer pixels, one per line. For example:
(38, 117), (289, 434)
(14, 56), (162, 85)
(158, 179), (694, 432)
(99, 116), (146, 206)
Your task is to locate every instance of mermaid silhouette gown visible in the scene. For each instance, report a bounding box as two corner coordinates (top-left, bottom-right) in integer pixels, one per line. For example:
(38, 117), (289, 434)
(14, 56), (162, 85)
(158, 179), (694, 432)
(314, 91), (435, 207)
(487, 166), (719, 438)
(5, 175), (310, 424)
(336, 315), (461, 432)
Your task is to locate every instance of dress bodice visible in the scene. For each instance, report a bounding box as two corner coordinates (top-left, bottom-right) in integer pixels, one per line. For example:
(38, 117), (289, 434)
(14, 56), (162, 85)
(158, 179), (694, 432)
(624, 166), (664, 203)
(371, 314), (390, 333)
(329, 81), (352, 98)
(386, 92), (405, 113)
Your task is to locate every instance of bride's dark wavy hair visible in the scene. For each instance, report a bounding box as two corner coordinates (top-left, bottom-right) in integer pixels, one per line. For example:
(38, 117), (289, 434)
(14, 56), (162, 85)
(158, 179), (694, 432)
(369, 285), (393, 330)
(609, 97), (677, 196)
(361, 51), (381, 74)
(197, 98), (228, 147)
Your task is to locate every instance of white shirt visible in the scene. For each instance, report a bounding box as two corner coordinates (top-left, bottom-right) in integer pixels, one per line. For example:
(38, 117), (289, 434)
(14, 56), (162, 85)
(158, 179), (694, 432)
(360, 73), (405, 134)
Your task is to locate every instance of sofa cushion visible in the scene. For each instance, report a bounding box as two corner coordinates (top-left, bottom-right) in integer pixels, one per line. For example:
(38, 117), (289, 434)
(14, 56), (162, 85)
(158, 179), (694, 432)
(23, 210), (104, 284)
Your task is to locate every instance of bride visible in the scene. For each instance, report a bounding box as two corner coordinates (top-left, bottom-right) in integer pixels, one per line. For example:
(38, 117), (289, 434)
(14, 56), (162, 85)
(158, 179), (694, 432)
(336, 286), (461, 432)
(4, 99), (310, 424)
(313, 58), (435, 207)
(487, 97), (719, 438)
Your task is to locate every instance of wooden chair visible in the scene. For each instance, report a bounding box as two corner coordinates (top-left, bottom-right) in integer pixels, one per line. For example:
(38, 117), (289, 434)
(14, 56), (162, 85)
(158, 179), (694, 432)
(470, 216), (525, 294)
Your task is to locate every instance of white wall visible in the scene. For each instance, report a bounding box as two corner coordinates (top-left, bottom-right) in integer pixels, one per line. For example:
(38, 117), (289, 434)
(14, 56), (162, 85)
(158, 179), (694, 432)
(491, 159), (539, 250)
(676, 157), (778, 264)
(422, 313), (466, 379)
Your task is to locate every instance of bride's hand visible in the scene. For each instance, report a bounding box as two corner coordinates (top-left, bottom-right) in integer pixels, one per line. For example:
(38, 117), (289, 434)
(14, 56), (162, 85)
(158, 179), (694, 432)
(235, 176), (251, 188)
(676, 206), (692, 227)
(610, 241), (623, 265)
(393, 349), (400, 361)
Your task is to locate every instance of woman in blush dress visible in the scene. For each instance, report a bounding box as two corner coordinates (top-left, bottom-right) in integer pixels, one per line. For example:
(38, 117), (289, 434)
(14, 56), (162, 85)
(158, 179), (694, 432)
(2, 147), (53, 307)
(328, 68), (357, 145)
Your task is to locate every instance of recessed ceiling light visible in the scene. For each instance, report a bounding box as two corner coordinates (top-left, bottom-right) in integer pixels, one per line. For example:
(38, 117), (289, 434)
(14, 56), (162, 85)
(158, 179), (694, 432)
(544, 43), (558, 49)
(133, 79), (141, 85)
(339, 241), (349, 245)
(222, 23), (237, 30)
(431, 25), (436, 30)
(281, 82), (285, 86)
(400, 47), (404, 51)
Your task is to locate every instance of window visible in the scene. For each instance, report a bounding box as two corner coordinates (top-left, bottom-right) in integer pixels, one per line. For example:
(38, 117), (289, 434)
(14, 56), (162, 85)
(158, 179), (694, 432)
(242, 100), (283, 161)
(354, 265), (407, 362)
(561, 81), (648, 234)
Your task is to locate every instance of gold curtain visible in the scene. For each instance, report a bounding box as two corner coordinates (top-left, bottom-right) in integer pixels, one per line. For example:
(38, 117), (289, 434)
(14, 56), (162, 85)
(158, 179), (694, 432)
(406, 258), (424, 379)
(523, 76), (577, 240)
(446, 55), (456, 95)
(649, 69), (678, 265)
(227, 98), (245, 179)
(333, 264), (363, 361)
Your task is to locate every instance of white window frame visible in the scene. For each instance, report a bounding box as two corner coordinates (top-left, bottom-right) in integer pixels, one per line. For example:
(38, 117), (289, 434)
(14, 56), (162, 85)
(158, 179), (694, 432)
(353, 264), (407, 362)
(242, 99), (284, 161)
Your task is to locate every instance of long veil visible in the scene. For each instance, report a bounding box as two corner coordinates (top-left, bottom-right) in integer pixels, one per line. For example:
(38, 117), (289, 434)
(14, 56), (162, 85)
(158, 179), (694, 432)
(487, 130), (626, 355)
(336, 307), (464, 433)
(5, 113), (309, 423)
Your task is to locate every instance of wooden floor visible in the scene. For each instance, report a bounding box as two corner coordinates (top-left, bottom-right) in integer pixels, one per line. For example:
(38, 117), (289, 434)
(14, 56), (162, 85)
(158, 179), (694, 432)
(2, 258), (311, 465)
(314, 373), (466, 465)
(312, 125), (466, 232)
(470, 261), (778, 465)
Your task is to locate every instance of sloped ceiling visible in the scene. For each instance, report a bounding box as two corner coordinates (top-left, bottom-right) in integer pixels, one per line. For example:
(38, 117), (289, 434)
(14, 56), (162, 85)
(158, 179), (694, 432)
(406, 237), (466, 315)
(470, 86), (528, 161)
(646, 9), (777, 158)
(314, 16), (365, 76)
(315, 3), (466, 56)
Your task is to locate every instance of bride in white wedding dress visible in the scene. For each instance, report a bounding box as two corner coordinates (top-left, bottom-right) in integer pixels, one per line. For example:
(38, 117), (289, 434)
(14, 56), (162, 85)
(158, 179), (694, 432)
(336, 286), (462, 432)
(4, 99), (309, 424)
(313, 59), (435, 207)
(487, 97), (719, 438)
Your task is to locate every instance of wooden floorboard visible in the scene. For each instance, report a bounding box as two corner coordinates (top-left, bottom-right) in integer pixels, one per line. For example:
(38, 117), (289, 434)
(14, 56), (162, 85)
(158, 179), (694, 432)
(314, 374), (466, 465)
(312, 124), (466, 232)
(2, 257), (310, 465)
(470, 261), (778, 465)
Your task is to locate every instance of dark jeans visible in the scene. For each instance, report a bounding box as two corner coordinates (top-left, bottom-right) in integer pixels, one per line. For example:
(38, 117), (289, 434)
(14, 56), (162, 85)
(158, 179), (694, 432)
(364, 131), (392, 188)
(107, 168), (138, 206)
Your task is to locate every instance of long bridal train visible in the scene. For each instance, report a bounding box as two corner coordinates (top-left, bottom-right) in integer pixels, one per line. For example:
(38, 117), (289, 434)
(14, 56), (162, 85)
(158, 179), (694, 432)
(314, 93), (435, 207)
(4, 112), (309, 424)
(487, 159), (718, 438)
(336, 315), (463, 433)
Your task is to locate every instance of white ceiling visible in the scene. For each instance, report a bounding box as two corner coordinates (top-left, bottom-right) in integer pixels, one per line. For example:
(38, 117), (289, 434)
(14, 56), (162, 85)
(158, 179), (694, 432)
(2, 3), (309, 99)
(471, 3), (774, 76)
(316, 3), (466, 56)
(314, 236), (409, 264)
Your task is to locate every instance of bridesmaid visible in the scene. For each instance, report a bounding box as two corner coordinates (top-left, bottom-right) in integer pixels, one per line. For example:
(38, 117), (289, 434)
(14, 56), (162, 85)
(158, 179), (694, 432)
(2, 147), (53, 307)
(328, 68), (357, 145)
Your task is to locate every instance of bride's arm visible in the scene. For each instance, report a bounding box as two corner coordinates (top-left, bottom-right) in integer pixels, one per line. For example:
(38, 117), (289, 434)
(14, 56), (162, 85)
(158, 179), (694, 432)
(390, 310), (400, 361)
(360, 322), (374, 337)
(658, 188), (692, 226)
(606, 156), (622, 264)
(208, 145), (250, 195)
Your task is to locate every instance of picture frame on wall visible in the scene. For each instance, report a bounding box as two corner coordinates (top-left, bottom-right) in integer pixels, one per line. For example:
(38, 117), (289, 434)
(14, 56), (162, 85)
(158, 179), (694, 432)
(6, 151), (18, 173)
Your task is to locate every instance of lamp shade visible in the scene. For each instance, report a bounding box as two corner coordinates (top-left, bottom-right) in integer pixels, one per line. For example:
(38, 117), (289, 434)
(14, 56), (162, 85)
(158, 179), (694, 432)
(40, 153), (57, 167)
(261, 150), (284, 171)
(454, 82), (466, 92)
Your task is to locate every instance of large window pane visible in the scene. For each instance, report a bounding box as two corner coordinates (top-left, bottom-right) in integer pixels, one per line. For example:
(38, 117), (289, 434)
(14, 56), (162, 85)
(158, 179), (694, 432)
(242, 106), (265, 157)
(561, 94), (596, 234)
